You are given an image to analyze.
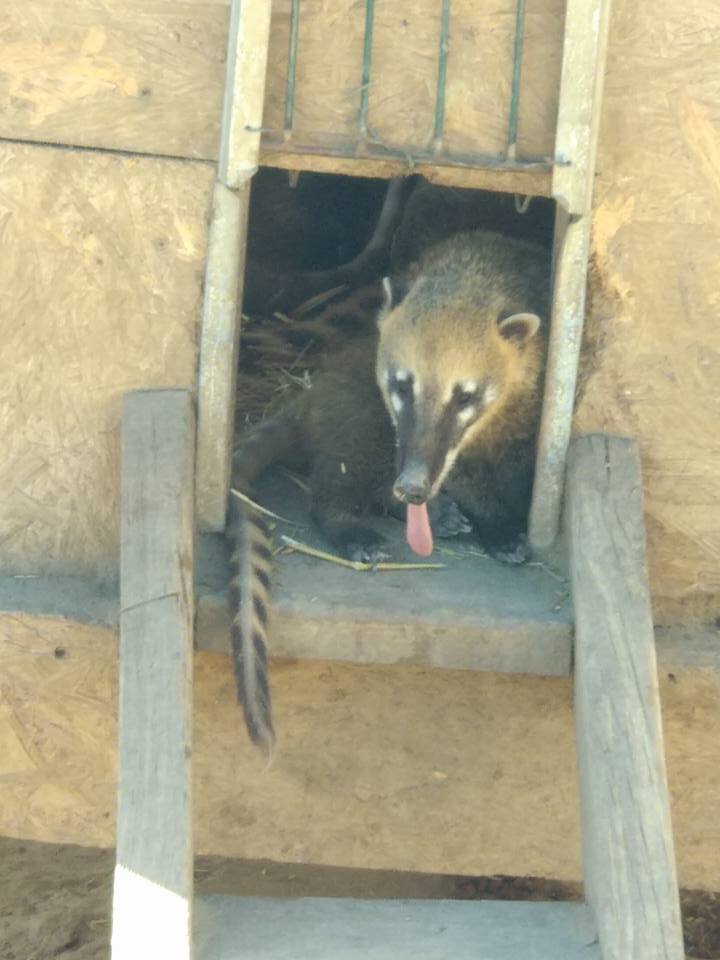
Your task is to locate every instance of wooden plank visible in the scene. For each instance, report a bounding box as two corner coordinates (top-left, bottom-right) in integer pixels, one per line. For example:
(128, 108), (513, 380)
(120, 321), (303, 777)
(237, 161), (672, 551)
(528, 0), (613, 552)
(566, 435), (684, 960)
(197, 0), (272, 529)
(0, 141), (208, 577)
(260, 148), (554, 197)
(218, 0), (273, 187)
(1, 0), (562, 166)
(194, 897), (600, 960)
(0, 0), (227, 159)
(112, 390), (196, 960)
(195, 182), (247, 532)
(195, 472), (572, 672)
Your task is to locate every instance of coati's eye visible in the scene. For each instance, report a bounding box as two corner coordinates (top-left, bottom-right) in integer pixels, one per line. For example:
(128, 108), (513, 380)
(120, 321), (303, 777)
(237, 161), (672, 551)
(455, 388), (477, 409)
(389, 370), (413, 399)
(453, 380), (480, 410)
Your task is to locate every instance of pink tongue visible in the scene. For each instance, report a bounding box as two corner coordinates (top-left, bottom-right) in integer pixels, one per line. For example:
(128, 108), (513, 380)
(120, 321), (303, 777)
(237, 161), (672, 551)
(406, 502), (434, 557)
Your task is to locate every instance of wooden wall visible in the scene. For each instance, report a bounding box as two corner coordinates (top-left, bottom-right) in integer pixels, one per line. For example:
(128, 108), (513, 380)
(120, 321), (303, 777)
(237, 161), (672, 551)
(580, 0), (720, 623)
(1, 613), (718, 892)
(1, 0), (563, 161)
(0, 143), (211, 577)
(0, 0), (719, 620)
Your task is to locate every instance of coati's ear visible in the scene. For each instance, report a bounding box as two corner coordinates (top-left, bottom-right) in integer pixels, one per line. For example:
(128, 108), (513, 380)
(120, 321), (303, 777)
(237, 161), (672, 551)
(379, 275), (410, 317)
(498, 311), (541, 346)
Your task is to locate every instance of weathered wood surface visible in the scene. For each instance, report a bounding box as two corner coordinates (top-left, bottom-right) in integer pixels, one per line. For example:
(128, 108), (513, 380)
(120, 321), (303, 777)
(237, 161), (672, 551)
(0, 141), (208, 577)
(196, 0), (272, 530)
(528, 0), (613, 552)
(0, 0), (228, 158)
(2, 611), (720, 890)
(217, 0), (272, 187)
(576, 0), (720, 623)
(567, 435), (684, 960)
(0, 0), (563, 164)
(260, 150), (553, 196)
(194, 897), (599, 960)
(112, 391), (196, 960)
(195, 181), (247, 533)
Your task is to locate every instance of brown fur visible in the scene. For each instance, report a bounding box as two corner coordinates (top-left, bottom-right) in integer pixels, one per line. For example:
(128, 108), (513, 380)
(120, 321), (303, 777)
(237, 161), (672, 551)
(229, 227), (550, 750)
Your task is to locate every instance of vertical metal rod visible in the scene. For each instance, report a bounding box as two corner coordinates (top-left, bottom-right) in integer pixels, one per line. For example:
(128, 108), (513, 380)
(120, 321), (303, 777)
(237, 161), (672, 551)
(528, 0), (614, 553)
(506, 0), (527, 159)
(284, 0), (301, 132)
(432, 0), (451, 148)
(358, 0), (376, 136)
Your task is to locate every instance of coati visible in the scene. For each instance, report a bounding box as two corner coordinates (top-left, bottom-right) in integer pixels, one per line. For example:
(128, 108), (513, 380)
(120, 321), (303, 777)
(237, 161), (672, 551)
(228, 226), (550, 753)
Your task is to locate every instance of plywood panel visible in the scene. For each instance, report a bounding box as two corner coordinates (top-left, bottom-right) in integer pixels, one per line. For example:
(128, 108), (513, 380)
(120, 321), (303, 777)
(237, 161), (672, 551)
(0, 143), (212, 577)
(1, 0), (562, 164)
(0, 0), (228, 158)
(1, 613), (719, 891)
(580, 0), (720, 622)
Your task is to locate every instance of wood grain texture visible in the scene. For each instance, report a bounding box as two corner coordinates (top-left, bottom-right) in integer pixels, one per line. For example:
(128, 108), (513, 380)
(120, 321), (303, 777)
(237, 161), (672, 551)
(218, 0), (272, 186)
(528, 0), (612, 551)
(1, 0), (562, 164)
(195, 181), (247, 532)
(112, 391), (195, 960)
(194, 897), (599, 960)
(2, 613), (720, 890)
(0, 142), (210, 577)
(0, 0), (228, 158)
(264, 0), (563, 162)
(578, 0), (720, 622)
(260, 149), (553, 196)
(567, 435), (684, 960)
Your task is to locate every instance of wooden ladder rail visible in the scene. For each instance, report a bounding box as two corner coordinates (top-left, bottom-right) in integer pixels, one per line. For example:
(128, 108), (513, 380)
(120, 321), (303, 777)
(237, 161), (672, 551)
(567, 435), (684, 959)
(111, 389), (196, 960)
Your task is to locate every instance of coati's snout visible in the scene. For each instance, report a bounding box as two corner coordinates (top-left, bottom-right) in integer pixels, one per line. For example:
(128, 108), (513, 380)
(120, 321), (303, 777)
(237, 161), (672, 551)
(393, 458), (432, 505)
(391, 407), (458, 505)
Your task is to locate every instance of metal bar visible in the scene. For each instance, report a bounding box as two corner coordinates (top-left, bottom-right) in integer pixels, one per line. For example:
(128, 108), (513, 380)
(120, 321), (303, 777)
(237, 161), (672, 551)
(506, 0), (527, 159)
(432, 0), (451, 147)
(527, 0), (613, 553)
(358, 0), (376, 136)
(284, 0), (301, 132)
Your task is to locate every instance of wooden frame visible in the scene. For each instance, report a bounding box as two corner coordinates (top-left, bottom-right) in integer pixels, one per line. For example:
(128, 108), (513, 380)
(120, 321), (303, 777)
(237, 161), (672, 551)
(567, 435), (684, 959)
(111, 390), (196, 960)
(528, 0), (613, 552)
(195, 0), (273, 533)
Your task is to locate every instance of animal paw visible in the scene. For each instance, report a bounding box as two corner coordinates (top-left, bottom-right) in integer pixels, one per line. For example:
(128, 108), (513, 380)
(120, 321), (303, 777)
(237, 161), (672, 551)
(489, 533), (530, 566)
(336, 525), (391, 565)
(429, 493), (473, 539)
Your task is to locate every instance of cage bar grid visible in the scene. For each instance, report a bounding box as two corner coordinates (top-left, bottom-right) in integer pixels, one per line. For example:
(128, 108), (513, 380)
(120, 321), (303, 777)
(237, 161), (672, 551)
(275, 0), (541, 170)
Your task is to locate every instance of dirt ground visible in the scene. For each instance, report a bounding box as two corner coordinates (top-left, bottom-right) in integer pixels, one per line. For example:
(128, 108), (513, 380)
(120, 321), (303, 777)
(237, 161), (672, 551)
(2, 837), (718, 959)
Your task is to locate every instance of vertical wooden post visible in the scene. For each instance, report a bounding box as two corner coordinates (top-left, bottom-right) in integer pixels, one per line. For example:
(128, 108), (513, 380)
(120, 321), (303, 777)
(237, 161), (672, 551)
(566, 435), (684, 960)
(528, 0), (613, 552)
(112, 390), (196, 960)
(196, 0), (273, 532)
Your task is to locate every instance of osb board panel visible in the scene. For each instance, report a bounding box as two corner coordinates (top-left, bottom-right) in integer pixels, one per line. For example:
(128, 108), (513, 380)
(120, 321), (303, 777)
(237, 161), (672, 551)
(0, 0), (228, 159)
(1, 0), (563, 163)
(0, 143), (211, 577)
(581, 0), (720, 622)
(1, 614), (719, 891)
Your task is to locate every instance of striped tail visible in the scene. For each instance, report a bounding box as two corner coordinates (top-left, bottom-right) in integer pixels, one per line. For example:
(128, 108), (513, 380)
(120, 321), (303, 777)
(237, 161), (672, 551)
(227, 495), (275, 755)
